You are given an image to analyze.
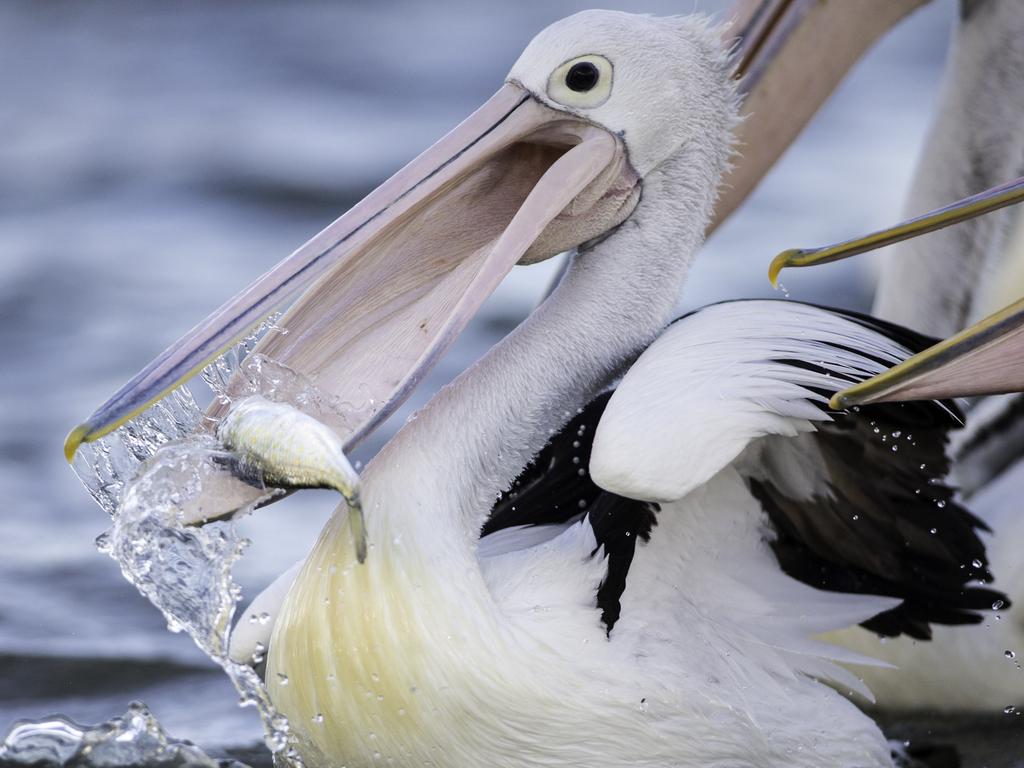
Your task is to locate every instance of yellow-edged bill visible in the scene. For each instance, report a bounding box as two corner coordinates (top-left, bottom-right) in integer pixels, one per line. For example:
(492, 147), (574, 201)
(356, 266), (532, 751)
(63, 84), (637, 461)
(64, 0), (937, 462)
(768, 175), (1024, 408)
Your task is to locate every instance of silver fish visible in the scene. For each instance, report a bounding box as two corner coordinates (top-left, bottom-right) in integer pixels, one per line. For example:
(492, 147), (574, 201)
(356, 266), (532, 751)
(217, 395), (366, 562)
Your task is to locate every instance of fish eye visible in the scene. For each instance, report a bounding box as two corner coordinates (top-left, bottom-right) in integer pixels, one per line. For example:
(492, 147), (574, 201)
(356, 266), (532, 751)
(547, 54), (612, 108)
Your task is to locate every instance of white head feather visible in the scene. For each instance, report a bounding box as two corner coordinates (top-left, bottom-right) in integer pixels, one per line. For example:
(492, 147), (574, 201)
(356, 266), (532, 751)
(508, 11), (738, 177)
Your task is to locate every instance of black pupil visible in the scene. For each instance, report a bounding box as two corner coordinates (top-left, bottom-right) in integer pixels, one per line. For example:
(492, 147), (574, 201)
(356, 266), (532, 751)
(565, 61), (600, 93)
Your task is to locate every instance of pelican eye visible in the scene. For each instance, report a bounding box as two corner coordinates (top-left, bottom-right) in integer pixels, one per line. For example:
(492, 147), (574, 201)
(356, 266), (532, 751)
(547, 54), (612, 109)
(566, 62), (599, 92)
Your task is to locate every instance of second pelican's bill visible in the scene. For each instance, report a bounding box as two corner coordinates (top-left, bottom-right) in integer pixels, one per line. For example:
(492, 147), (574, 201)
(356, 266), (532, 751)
(769, 176), (1024, 407)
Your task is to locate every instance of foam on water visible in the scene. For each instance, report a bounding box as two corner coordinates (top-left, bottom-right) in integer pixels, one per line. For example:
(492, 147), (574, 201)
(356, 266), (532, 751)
(17, 317), (348, 767)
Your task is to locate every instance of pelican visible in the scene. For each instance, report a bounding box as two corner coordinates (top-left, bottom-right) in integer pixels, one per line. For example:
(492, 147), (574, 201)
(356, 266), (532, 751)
(62, 7), (1011, 768)
(768, 176), (1024, 712)
(769, 0), (1024, 713)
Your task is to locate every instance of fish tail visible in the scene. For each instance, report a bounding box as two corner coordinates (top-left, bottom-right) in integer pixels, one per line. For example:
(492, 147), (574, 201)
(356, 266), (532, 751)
(347, 494), (368, 564)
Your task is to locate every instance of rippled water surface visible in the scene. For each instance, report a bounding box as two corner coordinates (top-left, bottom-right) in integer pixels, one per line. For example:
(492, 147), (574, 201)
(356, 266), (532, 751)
(7, 0), (1021, 765)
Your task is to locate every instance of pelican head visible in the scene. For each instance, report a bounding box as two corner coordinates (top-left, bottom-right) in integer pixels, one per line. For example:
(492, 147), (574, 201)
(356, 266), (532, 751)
(509, 11), (737, 179)
(64, 10), (736, 461)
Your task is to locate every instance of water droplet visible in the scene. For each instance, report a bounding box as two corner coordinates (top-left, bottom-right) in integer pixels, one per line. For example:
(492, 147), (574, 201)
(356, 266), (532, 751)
(972, 559), (984, 569)
(929, 528), (937, 535)
(313, 713), (324, 724)
(277, 673), (289, 686)
(259, 611), (272, 625)
(1005, 705), (1017, 715)
(252, 642), (267, 664)
(1006, 650), (1016, 660)
(936, 500), (946, 508)
(994, 600), (1005, 610)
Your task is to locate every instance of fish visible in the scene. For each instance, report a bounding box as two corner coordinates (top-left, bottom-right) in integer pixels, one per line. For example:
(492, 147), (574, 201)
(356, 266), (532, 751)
(217, 395), (367, 562)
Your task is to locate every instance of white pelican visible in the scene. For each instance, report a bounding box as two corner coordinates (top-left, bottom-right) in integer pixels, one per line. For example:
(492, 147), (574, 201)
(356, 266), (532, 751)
(63, 7), (1010, 768)
(769, 0), (1024, 713)
(769, 175), (1024, 712)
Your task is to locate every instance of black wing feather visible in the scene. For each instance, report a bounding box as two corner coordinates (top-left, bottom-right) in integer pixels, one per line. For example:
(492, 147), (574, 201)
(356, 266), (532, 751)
(484, 392), (657, 634)
(748, 309), (1004, 639)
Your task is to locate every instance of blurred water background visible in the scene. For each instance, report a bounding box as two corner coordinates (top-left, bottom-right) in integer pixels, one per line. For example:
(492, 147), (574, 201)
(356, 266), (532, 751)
(0, 0), (993, 760)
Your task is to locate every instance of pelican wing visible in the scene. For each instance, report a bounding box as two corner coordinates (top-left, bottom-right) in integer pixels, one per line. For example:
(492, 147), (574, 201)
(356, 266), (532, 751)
(583, 300), (1003, 639)
(484, 392), (658, 632)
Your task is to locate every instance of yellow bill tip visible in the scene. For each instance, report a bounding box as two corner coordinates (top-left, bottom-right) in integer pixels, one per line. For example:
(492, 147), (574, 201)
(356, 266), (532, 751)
(829, 391), (853, 411)
(63, 423), (91, 463)
(830, 370), (908, 411)
(768, 248), (804, 288)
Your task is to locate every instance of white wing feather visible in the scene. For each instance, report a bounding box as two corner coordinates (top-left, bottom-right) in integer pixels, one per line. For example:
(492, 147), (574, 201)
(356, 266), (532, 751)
(591, 301), (911, 502)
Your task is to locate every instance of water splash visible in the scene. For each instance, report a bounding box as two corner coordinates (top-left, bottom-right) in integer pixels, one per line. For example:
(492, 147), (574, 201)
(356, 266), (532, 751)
(92, 435), (296, 761)
(64, 315), (345, 767)
(0, 703), (249, 768)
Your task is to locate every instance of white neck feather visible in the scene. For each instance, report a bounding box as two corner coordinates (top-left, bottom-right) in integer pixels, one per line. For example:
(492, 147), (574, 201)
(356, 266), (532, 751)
(362, 142), (726, 558)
